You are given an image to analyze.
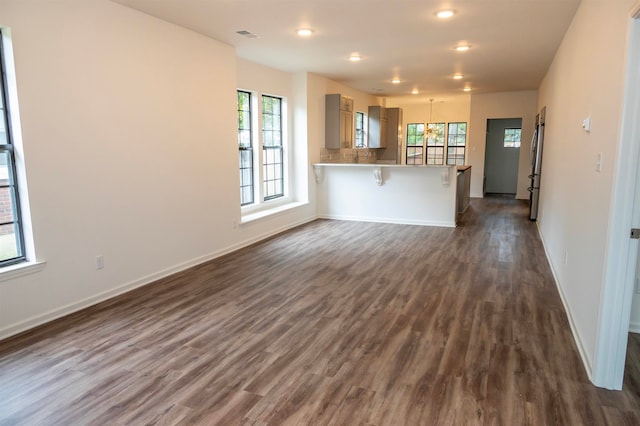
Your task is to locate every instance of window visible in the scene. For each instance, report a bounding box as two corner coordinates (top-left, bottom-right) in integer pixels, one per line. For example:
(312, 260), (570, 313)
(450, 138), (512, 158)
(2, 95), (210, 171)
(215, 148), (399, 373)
(0, 31), (25, 266)
(406, 123), (424, 165)
(261, 95), (284, 200)
(504, 128), (522, 148)
(355, 112), (366, 148)
(426, 122), (445, 165)
(446, 122), (467, 165)
(237, 91), (254, 206)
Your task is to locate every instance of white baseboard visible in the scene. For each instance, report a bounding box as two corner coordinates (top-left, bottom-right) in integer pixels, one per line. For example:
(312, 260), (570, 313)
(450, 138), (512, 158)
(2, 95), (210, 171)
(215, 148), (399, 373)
(0, 215), (317, 341)
(318, 213), (456, 228)
(630, 320), (640, 334)
(535, 221), (594, 382)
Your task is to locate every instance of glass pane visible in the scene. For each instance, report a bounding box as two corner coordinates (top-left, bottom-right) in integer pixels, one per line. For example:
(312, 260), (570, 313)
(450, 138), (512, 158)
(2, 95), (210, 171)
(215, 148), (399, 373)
(406, 147), (423, 165)
(0, 151), (14, 186)
(0, 223), (19, 261)
(0, 186), (16, 224)
(0, 115), (7, 145)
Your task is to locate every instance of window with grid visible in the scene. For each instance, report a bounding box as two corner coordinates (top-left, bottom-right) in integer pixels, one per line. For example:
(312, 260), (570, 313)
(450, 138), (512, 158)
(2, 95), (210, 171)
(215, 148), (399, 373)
(0, 32), (25, 266)
(355, 112), (365, 148)
(237, 90), (254, 206)
(426, 122), (445, 165)
(406, 123), (424, 165)
(504, 128), (522, 148)
(262, 95), (284, 200)
(446, 122), (467, 165)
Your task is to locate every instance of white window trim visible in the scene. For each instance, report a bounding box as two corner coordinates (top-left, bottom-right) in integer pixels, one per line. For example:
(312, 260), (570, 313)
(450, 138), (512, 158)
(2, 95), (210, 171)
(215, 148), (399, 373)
(1, 27), (38, 269)
(240, 90), (296, 220)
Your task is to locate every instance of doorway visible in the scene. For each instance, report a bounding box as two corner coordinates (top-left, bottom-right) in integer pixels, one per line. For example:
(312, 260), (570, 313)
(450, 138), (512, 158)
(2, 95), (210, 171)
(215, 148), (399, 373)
(594, 5), (640, 390)
(483, 118), (522, 196)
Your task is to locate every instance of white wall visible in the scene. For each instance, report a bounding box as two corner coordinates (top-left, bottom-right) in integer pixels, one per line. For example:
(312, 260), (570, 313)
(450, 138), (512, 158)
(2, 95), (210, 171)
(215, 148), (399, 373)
(536, 0), (636, 380)
(317, 165), (457, 227)
(0, 0), (316, 339)
(467, 91), (538, 199)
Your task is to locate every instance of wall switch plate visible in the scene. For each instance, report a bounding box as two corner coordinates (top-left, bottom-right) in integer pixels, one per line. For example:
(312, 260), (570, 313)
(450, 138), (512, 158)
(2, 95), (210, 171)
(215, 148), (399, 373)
(95, 255), (104, 270)
(582, 117), (591, 132)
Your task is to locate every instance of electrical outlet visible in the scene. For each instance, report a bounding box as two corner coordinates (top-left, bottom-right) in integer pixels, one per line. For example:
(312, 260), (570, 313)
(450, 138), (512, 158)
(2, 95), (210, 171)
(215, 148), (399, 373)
(564, 251), (568, 265)
(95, 255), (104, 270)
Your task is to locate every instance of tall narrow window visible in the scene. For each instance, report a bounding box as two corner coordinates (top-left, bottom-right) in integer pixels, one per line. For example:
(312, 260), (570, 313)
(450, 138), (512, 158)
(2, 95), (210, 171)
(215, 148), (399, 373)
(0, 31), (25, 265)
(426, 122), (445, 165)
(406, 123), (424, 165)
(262, 95), (284, 200)
(237, 90), (254, 206)
(447, 122), (467, 165)
(355, 112), (366, 148)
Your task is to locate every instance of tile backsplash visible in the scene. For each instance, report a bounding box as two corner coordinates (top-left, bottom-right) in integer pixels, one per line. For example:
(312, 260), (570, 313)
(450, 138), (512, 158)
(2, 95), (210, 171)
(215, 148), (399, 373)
(320, 148), (378, 164)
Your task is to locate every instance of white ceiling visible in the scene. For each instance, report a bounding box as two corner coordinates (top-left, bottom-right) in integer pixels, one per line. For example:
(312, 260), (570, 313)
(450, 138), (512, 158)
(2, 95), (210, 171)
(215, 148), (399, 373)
(111, 0), (581, 99)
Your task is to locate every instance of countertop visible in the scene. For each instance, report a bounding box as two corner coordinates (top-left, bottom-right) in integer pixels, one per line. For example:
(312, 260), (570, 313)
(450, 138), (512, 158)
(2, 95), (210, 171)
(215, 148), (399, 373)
(313, 163), (453, 169)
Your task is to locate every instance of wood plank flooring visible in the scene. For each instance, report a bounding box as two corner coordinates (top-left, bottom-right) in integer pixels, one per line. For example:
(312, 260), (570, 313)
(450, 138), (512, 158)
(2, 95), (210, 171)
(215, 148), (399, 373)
(1, 197), (639, 425)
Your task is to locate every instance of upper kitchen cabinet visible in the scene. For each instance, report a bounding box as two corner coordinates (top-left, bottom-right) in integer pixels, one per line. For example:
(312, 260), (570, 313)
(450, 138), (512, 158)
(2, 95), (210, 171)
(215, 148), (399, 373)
(368, 105), (387, 148)
(325, 94), (354, 149)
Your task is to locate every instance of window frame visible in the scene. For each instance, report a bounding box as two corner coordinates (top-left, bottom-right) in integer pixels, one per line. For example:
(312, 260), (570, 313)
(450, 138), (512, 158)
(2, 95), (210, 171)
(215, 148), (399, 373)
(237, 89), (290, 212)
(237, 90), (254, 206)
(261, 94), (284, 201)
(0, 29), (25, 267)
(355, 111), (366, 148)
(446, 122), (467, 166)
(406, 123), (425, 165)
(503, 127), (522, 148)
(426, 122), (445, 165)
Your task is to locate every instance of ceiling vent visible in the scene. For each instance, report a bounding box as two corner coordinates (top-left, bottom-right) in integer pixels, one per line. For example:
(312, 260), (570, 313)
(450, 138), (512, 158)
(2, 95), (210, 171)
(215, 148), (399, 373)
(236, 30), (258, 39)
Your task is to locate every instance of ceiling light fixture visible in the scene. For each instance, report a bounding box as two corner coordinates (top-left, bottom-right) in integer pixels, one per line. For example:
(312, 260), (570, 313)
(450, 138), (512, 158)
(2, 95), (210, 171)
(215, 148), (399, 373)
(436, 10), (455, 19)
(392, 78), (401, 84)
(297, 28), (313, 37)
(412, 89), (419, 95)
(426, 98), (436, 136)
(349, 54), (361, 62)
(463, 87), (472, 92)
(453, 74), (464, 80)
(456, 45), (470, 52)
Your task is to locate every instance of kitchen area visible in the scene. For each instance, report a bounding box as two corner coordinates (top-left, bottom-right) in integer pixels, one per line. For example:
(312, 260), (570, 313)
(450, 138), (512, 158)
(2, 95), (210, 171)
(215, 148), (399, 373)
(314, 94), (471, 227)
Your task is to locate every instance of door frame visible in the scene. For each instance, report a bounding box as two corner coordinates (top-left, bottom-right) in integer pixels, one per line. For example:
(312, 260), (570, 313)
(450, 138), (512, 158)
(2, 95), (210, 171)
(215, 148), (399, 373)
(593, 4), (640, 390)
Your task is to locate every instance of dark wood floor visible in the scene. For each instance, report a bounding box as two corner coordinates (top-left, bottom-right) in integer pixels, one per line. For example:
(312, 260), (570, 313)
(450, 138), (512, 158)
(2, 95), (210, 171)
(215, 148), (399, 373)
(1, 198), (639, 425)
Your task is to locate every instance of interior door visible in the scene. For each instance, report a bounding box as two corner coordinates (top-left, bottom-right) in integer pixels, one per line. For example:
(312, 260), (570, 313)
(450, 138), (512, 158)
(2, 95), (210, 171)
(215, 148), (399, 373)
(484, 118), (522, 195)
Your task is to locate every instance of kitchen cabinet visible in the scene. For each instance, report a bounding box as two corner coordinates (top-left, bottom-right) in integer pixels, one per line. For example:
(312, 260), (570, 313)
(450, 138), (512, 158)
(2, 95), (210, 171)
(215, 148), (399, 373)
(368, 105), (387, 148)
(378, 107), (403, 163)
(325, 94), (354, 149)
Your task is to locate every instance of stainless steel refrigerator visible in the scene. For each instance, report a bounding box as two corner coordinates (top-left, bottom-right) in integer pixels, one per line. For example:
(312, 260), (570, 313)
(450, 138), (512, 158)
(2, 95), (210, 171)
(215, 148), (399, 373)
(529, 106), (546, 221)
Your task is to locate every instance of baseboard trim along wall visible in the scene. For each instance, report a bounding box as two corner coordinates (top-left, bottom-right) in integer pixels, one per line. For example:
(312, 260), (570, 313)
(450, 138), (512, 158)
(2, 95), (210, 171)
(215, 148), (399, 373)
(0, 215), (317, 341)
(535, 222), (594, 382)
(630, 321), (640, 334)
(318, 213), (456, 228)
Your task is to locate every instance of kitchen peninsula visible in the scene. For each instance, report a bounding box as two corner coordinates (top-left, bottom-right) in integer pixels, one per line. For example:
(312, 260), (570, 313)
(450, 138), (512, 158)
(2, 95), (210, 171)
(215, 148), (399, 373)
(313, 163), (467, 227)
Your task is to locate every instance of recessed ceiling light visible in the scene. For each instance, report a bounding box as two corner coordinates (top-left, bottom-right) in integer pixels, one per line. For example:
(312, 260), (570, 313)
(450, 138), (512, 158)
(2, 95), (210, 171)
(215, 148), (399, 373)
(412, 89), (419, 95)
(463, 87), (472, 92)
(349, 54), (361, 62)
(456, 45), (470, 52)
(392, 78), (401, 84)
(436, 10), (455, 19)
(297, 28), (313, 37)
(453, 74), (464, 80)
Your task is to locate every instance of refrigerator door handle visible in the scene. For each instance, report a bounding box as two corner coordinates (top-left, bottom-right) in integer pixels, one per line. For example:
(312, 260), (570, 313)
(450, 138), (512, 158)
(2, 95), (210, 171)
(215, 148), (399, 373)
(530, 128), (538, 169)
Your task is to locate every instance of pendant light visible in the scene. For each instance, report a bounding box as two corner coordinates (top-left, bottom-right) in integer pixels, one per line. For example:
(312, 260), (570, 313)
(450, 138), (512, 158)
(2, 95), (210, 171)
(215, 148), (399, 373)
(426, 99), (435, 137)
